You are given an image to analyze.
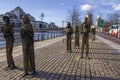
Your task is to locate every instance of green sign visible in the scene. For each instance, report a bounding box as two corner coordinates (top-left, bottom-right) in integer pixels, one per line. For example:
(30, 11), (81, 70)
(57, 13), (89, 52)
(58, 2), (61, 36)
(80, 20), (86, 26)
(98, 18), (104, 28)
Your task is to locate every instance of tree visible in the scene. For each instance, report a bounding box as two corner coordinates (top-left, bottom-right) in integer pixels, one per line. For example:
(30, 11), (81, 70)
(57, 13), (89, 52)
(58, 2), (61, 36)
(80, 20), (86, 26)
(103, 20), (111, 31)
(67, 5), (81, 27)
(107, 11), (120, 26)
(87, 10), (93, 26)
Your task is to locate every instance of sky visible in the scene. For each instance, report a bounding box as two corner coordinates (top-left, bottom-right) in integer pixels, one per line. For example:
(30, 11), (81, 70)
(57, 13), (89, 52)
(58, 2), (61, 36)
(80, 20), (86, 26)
(0, 0), (120, 27)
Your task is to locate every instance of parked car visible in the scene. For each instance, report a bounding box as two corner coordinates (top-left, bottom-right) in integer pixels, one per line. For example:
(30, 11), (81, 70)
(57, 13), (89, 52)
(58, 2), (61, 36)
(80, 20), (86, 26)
(118, 27), (120, 38)
(109, 25), (120, 38)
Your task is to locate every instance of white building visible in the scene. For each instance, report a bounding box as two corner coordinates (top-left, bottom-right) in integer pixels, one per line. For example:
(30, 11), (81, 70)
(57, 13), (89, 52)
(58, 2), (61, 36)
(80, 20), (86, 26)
(0, 6), (49, 32)
(31, 21), (49, 31)
(49, 22), (58, 29)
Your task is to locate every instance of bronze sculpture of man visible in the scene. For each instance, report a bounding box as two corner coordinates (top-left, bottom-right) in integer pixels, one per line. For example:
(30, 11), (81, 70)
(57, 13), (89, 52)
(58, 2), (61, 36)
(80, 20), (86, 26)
(91, 25), (96, 43)
(20, 15), (36, 77)
(74, 25), (80, 48)
(1, 16), (16, 69)
(65, 22), (73, 52)
(81, 17), (90, 59)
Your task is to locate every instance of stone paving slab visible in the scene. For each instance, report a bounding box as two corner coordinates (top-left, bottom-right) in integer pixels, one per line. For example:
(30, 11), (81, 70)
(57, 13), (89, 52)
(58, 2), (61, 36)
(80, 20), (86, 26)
(0, 36), (65, 62)
(0, 36), (120, 80)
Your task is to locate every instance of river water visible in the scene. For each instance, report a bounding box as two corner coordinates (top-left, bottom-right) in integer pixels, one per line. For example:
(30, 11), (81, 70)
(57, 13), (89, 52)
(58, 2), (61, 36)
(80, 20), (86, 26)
(0, 31), (64, 48)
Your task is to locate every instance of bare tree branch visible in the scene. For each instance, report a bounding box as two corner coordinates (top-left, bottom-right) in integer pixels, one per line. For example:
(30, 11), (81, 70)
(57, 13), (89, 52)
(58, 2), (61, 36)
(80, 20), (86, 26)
(67, 5), (81, 27)
(107, 11), (120, 25)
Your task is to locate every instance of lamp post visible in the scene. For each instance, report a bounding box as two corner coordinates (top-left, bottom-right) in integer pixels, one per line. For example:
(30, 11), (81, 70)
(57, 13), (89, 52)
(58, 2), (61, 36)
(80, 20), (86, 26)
(62, 20), (65, 36)
(62, 20), (64, 27)
(40, 13), (44, 29)
(40, 13), (44, 41)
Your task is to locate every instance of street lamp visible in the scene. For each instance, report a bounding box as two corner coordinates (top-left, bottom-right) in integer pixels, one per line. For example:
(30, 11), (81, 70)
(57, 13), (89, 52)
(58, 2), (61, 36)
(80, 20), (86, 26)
(62, 20), (64, 27)
(40, 13), (44, 29)
(41, 13), (44, 22)
(62, 20), (65, 36)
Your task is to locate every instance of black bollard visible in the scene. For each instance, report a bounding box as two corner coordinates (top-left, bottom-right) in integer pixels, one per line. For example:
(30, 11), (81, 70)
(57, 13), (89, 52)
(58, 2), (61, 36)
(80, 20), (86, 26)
(38, 34), (39, 41)
(47, 33), (48, 39)
(51, 33), (52, 39)
(54, 33), (55, 38)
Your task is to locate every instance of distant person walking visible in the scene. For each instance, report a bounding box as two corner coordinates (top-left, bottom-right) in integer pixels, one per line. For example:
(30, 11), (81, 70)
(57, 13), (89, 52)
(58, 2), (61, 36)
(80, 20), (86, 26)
(21, 15), (36, 77)
(81, 16), (91, 59)
(74, 25), (80, 48)
(65, 22), (73, 52)
(1, 16), (16, 69)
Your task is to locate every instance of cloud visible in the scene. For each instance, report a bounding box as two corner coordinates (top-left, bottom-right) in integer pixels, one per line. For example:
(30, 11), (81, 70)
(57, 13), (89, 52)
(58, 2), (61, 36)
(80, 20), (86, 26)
(58, 3), (64, 6)
(81, 4), (93, 11)
(113, 4), (120, 11)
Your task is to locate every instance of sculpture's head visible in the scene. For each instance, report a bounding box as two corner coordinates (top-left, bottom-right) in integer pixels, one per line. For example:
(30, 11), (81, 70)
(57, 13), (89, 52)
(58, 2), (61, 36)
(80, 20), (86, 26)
(22, 15), (30, 24)
(67, 22), (71, 26)
(84, 16), (88, 23)
(3, 16), (10, 23)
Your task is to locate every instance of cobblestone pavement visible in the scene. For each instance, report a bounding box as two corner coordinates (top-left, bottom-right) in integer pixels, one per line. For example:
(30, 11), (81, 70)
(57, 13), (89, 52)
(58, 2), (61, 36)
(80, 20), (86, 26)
(0, 36), (120, 80)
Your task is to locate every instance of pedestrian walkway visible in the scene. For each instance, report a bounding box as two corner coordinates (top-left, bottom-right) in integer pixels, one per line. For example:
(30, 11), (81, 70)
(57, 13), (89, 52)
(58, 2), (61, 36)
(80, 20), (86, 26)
(0, 36), (65, 62)
(0, 35), (120, 80)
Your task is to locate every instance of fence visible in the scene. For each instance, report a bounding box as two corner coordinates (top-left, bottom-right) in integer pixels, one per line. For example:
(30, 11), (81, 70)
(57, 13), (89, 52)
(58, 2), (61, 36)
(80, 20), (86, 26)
(0, 31), (65, 48)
